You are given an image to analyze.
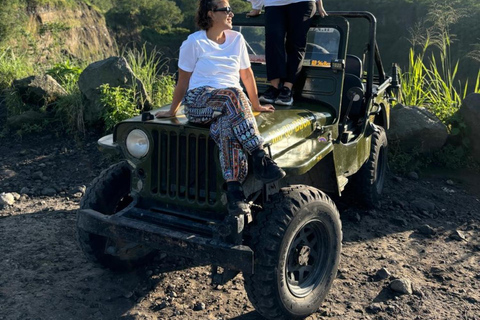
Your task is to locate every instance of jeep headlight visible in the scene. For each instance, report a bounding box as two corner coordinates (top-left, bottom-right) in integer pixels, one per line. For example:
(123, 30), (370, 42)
(126, 129), (149, 158)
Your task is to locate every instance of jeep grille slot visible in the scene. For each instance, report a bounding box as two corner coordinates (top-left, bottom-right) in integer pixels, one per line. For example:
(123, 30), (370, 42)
(151, 129), (219, 205)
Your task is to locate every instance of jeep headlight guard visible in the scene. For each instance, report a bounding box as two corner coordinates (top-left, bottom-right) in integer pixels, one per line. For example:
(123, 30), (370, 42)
(126, 129), (149, 158)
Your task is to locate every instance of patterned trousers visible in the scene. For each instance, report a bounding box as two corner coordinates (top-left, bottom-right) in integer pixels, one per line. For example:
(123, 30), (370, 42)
(183, 86), (263, 183)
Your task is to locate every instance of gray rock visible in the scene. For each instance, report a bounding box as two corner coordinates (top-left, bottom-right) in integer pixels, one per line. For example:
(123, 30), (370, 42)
(393, 176), (403, 182)
(41, 187), (57, 196)
(193, 302), (206, 311)
(390, 278), (413, 294)
(407, 171), (419, 180)
(0, 192), (15, 206)
(450, 230), (467, 241)
(411, 199), (435, 214)
(366, 302), (384, 314)
(78, 56), (153, 123)
(391, 217), (408, 227)
(19, 187), (30, 195)
(389, 104), (448, 154)
(11, 192), (21, 201)
(418, 224), (436, 236)
(446, 179), (454, 186)
(12, 75), (66, 106)
(32, 171), (44, 180)
(0, 169), (16, 179)
(375, 267), (391, 280)
(459, 93), (480, 161)
(72, 185), (87, 195)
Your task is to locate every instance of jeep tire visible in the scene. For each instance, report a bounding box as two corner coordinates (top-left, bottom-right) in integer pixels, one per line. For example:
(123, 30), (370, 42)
(353, 125), (388, 208)
(76, 161), (155, 271)
(244, 185), (342, 320)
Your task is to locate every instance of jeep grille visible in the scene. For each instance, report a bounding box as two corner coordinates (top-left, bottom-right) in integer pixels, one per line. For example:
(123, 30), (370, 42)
(149, 129), (220, 206)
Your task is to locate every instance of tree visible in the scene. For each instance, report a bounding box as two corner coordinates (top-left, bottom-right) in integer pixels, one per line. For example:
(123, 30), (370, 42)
(109, 0), (183, 32)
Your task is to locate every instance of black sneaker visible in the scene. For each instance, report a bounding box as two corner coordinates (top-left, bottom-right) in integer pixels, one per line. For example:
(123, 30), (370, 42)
(275, 86), (293, 106)
(251, 149), (286, 183)
(226, 182), (251, 216)
(259, 85), (280, 104)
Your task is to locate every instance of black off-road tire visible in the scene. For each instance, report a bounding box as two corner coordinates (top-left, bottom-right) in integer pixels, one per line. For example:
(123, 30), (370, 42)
(244, 185), (342, 320)
(352, 126), (388, 208)
(76, 161), (155, 271)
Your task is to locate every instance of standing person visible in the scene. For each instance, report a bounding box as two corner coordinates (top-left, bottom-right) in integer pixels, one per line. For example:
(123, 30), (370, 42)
(259, 0), (328, 105)
(155, 0), (286, 216)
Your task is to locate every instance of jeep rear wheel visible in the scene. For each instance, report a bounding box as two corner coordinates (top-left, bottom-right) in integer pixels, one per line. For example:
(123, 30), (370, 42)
(244, 185), (342, 320)
(353, 125), (388, 208)
(76, 162), (155, 271)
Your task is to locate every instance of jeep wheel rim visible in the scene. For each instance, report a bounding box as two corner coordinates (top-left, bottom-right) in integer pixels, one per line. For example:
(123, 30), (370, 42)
(286, 219), (329, 297)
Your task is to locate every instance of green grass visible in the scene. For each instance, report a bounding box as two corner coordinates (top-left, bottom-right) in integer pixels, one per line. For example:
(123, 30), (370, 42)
(0, 47), (34, 90)
(123, 44), (175, 106)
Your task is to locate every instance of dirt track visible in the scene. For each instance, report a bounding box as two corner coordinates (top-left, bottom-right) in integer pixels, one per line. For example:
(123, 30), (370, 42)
(1, 133), (480, 320)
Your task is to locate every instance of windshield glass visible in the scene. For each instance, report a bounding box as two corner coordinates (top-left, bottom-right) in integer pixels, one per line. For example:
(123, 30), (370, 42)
(234, 26), (341, 68)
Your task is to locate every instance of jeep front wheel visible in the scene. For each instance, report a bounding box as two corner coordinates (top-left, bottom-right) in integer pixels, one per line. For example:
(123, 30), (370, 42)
(244, 185), (342, 320)
(76, 161), (155, 271)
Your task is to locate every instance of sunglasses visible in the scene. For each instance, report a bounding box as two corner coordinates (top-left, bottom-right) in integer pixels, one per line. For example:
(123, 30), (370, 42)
(213, 6), (233, 14)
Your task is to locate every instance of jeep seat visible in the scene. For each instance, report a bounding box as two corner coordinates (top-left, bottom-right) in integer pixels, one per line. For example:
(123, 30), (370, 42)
(340, 74), (364, 121)
(340, 55), (365, 121)
(345, 54), (363, 79)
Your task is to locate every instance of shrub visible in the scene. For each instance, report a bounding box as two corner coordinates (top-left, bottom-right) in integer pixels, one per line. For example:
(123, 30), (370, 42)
(123, 45), (175, 106)
(0, 47), (34, 90)
(100, 84), (138, 132)
(46, 60), (83, 87)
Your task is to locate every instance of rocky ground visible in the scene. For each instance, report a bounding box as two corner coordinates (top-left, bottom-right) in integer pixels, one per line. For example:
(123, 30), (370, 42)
(1, 132), (480, 320)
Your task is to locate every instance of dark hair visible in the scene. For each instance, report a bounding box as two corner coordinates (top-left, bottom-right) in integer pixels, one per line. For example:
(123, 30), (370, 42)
(195, 0), (218, 30)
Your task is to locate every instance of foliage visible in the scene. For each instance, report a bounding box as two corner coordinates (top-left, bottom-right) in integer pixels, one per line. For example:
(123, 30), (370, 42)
(100, 84), (138, 132)
(48, 61), (85, 134)
(152, 74), (175, 107)
(123, 45), (175, 106)
(392, 2), (480, 173)
(53, 86), (85, 134)
(0, 47), (34, 90)
(46, 60), (83, 87)
(0, 2), (26, 42)
(107, 0), (183, 33)
(400, 3), (480, 125)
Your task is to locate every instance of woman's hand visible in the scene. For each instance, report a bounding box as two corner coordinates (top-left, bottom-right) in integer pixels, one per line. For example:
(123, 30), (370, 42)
(155, 110), (176, 118)
(252, 104), (275, 112)
(246, 9), (261, 17)
(316, 0), (328, 17)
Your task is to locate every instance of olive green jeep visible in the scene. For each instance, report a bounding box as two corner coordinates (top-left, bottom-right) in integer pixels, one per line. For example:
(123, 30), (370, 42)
(77, 11), (400, 320)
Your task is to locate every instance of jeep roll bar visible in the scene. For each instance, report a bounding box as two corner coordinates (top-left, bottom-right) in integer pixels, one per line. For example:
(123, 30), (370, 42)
(326, 11), (387, 105)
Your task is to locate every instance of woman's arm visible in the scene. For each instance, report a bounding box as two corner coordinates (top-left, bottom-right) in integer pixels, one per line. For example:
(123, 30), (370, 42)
(240, 67), (275, 112)
(155, 68), (192, 118)
(316, 0), (328, 17)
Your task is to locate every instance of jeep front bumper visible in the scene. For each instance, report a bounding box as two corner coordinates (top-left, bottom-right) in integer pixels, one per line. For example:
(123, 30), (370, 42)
(77, 208), (254, 273)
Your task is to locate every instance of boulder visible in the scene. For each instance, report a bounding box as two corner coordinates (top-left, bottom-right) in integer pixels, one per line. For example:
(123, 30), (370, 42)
(459, 93), (480, 161)
(78, 56), (153, 123)
(0, 192), (15, 206)
(0, 96), (7, 131)
(388, 104), (448, 154)
(12, 75), (66, 106)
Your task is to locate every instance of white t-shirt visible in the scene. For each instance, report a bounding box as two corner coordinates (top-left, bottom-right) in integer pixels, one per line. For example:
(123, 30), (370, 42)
(178, 29), (251, 90)
(249, 0), (314, 8)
